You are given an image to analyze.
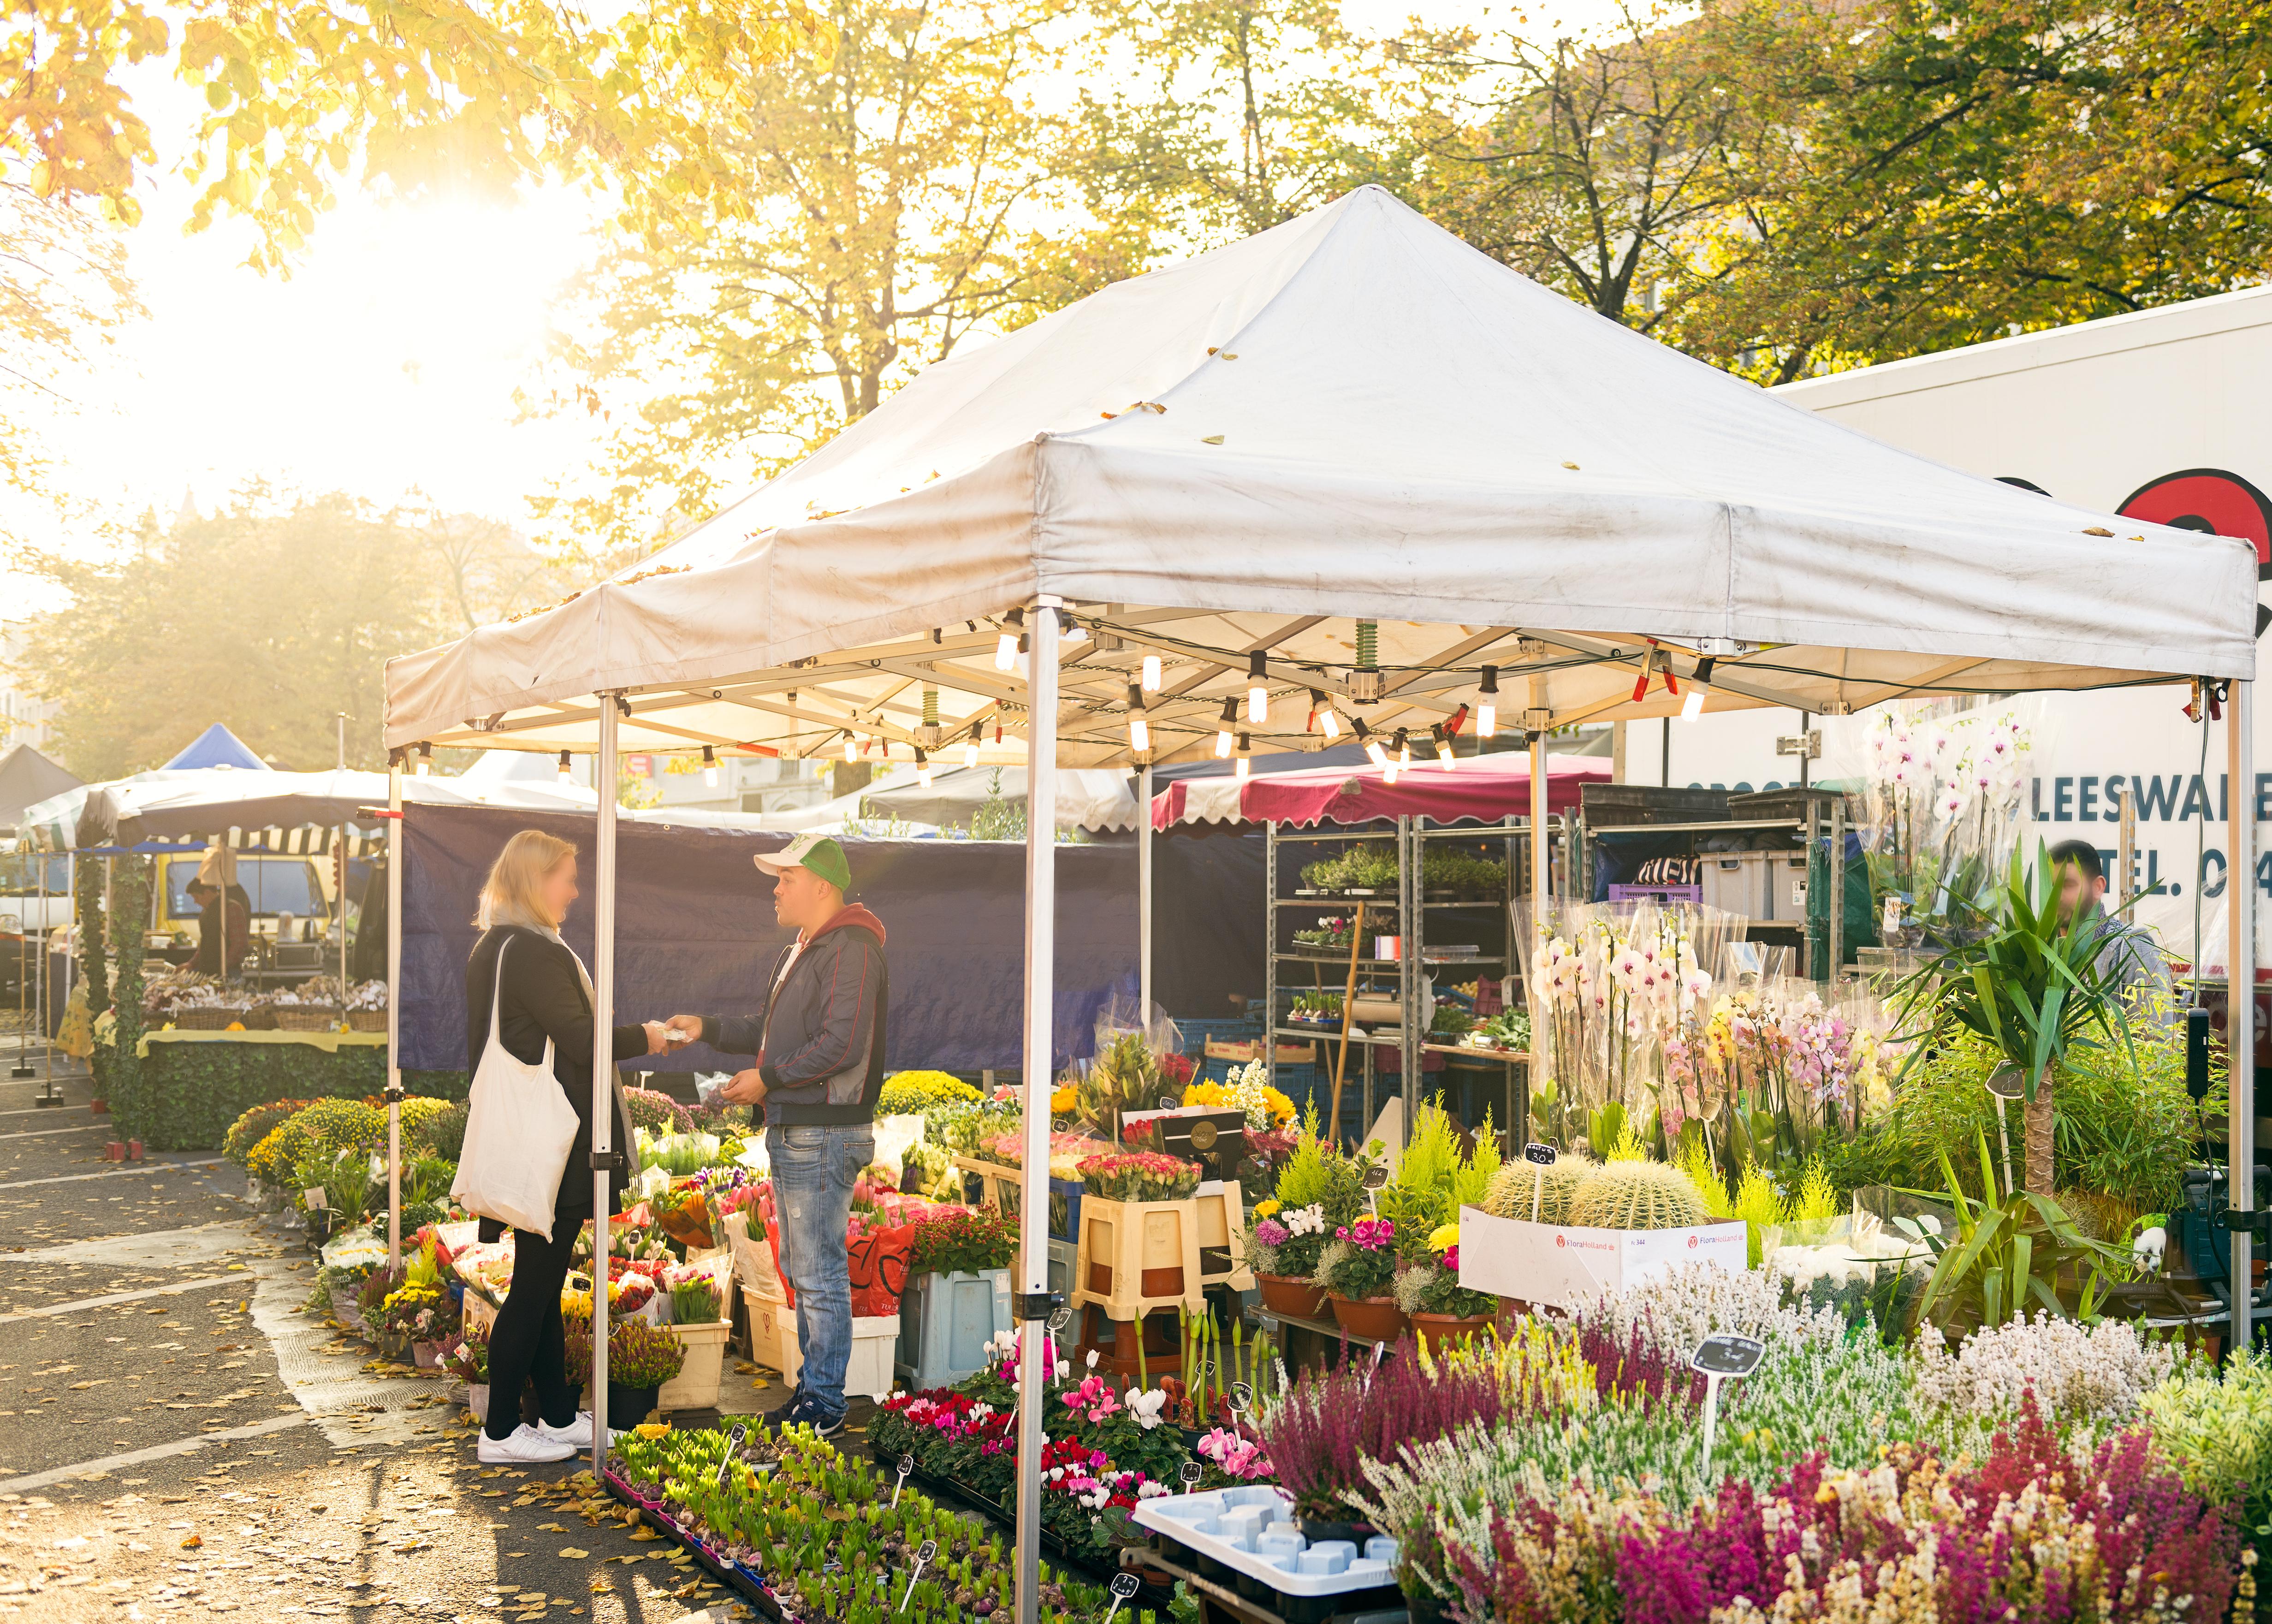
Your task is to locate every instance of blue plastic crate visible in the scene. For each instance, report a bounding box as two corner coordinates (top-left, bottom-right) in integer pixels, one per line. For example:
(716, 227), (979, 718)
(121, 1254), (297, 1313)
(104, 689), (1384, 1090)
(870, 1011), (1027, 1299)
(895, 1268), (1013, 1391)
(988, 1169), (1088, 1245)
(1176, 1016), (1262, 1059)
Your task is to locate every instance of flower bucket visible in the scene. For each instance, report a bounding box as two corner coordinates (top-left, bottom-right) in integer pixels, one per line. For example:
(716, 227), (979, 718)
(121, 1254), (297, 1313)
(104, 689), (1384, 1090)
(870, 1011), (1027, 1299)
(412, 1339), (445, 1370)
(1256, 1272), (1329, 1322)
(1408, 1311), (1493, 1354)
(1328, 1293), (1407, 1344)
(586, 1381), (661, 1428)
(655, 1319), (732, 1411)
(465, 1382), (490, 1423)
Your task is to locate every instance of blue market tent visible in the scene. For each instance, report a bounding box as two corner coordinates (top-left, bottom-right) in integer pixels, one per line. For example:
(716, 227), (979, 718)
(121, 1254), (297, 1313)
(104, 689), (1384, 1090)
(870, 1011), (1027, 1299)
(163, 724), (269, 771)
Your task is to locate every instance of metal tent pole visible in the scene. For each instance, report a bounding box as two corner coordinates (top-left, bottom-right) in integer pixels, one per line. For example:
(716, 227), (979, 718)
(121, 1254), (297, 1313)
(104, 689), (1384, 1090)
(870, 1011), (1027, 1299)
(1014, 599), (1061, 1624)
(386, 757), (404, 1271)
(592, 694), (622, 1477)
(2229, 680), (2256, 1354)
(1139, 762), (1153, 1019)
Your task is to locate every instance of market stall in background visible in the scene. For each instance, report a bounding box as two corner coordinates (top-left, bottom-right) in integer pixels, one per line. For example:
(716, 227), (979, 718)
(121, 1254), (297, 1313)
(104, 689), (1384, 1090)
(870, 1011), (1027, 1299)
(374, 184), (2263, 1624)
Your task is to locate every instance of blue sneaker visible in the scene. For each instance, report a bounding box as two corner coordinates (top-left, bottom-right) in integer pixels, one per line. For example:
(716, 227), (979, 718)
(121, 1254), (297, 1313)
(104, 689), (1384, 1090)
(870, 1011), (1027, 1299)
(774, 1392), (846, 1439)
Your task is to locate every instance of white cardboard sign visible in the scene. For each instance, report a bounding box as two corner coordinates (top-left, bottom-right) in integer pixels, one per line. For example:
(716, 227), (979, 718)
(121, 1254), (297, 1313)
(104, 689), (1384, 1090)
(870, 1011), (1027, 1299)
(1455, 1205), (1748, 1310)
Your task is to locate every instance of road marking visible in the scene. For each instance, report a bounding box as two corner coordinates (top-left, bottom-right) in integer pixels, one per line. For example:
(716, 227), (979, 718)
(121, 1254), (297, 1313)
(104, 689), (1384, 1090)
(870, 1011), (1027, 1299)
(0, 1124), (111, 1141)
(0, 1158), (223, 1190)
(0, 1411), (308, 1495)
(0, 1274), (233, 1324)
(9, 1220), (257, 1271)
(0, 1106), (98, 1120)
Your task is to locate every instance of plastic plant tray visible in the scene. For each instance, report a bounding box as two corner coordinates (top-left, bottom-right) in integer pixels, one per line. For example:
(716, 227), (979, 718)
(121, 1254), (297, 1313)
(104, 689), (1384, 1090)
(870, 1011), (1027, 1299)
(1132, 1486), (1401, 1599)
(600, 1464), (784, 1620)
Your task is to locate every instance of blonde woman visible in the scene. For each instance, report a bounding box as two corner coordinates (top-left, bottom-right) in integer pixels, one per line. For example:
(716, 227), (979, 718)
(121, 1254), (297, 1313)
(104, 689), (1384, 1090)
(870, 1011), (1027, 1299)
(465, 829), (670, 1465)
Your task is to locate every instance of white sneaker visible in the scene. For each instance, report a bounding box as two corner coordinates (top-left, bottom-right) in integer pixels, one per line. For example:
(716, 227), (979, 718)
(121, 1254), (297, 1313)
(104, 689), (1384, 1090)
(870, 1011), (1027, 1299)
(536, 1411), (618, 1450)
(477, 1424), (578, 1465)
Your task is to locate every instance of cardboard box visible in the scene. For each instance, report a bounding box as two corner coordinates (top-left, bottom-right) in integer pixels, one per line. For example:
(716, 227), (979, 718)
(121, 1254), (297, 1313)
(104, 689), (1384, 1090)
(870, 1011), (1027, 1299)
(1455, 1205), (1748, 1310)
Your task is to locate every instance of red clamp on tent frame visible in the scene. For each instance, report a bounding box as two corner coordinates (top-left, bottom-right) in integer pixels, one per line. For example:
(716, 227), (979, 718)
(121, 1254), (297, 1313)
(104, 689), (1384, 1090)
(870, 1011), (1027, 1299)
(1631, 639), (1681, 705)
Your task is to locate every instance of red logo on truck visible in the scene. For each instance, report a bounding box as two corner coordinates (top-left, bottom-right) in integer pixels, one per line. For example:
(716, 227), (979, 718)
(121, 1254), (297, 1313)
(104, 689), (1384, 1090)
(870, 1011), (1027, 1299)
(2118, 468), (2272, 577)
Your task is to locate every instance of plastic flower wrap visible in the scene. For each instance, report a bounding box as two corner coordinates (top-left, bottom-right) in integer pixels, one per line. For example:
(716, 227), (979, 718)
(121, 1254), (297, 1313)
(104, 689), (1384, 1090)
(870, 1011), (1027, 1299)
(1183, 1061), (1297, 1130)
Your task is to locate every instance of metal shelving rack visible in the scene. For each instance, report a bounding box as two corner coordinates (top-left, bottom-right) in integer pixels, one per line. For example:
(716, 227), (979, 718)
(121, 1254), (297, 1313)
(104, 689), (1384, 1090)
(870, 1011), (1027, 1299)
(1264, 813), (1564, 1144)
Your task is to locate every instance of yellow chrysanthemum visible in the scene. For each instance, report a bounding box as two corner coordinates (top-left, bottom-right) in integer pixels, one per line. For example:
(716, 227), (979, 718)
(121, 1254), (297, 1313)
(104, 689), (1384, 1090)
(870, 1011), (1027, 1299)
(1254, 1199), (1281, 1219)
(1050, 1084), (1077, 1114)
(1428, 1222), (1461, 1254)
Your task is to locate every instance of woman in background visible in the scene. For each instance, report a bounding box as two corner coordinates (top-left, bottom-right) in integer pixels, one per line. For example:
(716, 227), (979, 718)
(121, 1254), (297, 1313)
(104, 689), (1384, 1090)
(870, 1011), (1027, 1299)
(463, 829), (669, 1464)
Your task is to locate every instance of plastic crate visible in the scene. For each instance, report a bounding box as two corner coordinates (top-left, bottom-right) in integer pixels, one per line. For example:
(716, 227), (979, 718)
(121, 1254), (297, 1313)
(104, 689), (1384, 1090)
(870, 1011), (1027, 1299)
(895, 1268), (1013, 1391)
(1175, 1017), (1261, 1060)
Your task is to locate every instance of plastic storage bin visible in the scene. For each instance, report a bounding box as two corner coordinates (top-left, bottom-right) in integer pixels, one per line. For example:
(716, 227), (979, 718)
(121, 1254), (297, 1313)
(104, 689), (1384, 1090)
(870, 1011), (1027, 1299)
(895, 1268), (1013, 1390)
(743, 1286), (899, 1402)
(656, 1319), (732, 1411)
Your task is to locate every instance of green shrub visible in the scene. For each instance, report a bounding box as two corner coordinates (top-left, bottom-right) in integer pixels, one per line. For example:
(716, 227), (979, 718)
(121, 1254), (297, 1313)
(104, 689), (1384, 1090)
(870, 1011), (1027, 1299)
(623, 1085), (693, 1133)
(2141, 1349), (2272, 1564)
(248, 1097), (385, 1188)
(225, 1099), (316, 1169)
(1827, 991), (2219, 1210)
(877, 1070), (979, 1116)
(411, 1098), (469, 1159)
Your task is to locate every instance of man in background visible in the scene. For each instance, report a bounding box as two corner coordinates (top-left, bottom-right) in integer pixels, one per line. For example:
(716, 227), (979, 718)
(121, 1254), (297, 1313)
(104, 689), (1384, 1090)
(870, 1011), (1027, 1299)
(2048, 838), (2173, 1014)
(185, 878), (250, 978)
(668, 833), (889, 1437)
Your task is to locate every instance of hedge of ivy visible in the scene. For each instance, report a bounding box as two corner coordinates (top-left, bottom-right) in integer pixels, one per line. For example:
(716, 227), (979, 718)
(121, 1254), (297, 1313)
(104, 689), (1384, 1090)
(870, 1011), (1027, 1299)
(116, 1048), (469, 1151)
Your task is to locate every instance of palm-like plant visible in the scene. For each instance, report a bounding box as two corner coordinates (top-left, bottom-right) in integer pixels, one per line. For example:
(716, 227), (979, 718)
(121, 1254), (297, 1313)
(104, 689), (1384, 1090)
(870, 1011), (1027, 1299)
(1893, 841), (2132, 1195)
(1907, 1129), (2123, 1335)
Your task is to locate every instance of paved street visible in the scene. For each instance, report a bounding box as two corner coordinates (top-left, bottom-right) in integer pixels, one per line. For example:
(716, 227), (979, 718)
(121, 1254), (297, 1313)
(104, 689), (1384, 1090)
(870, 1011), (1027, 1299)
(0, 1060), (795, 1624)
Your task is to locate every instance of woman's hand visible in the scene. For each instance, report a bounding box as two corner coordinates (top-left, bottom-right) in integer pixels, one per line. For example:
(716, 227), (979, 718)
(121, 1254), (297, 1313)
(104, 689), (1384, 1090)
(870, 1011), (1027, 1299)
(719, 1068), (768, 1107)
(641, 1021), (674, 1055)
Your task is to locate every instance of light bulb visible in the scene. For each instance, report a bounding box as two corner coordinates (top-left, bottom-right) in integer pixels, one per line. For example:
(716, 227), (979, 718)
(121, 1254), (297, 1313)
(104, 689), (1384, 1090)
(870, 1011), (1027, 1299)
(1130, 714), (1149, 752)
(1062, 621), (1088, 645)
(1141, 653), (1162, 692)
(1357, 719), (1388, 769)
(1682, 654), (1715, 721)
(1435, 727), (1456, 769)
(916, 749), (933, 788)
(1321, 708), (1341, 741)
(1235, 736), (1251, 781)
(963, 738), (980, 768)
(1396, 731), (1412, 769)
(702, 746), (719, 788)
(1215, 698), (1236, 758)
(1478, 664), (1499, 738)
(995, 608), (1024, 671)
(1246, 651), (1269, 724)
(843, 733), (858, 763)
(415, 744), (431, 778)
(556, 751), (572, 784)
(1383, 758), (1400, 784)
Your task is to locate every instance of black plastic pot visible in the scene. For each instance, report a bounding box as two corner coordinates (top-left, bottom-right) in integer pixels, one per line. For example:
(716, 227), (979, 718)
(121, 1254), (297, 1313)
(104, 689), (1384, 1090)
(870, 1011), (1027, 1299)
(1296, 1514), (1374, 1545)
(585, 1382), (661, 1427)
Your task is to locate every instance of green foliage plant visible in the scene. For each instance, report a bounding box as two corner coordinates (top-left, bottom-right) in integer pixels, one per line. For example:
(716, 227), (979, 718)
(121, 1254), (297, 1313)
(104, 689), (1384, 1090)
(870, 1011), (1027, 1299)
(1907, 1129), (2123, 1337)
(249, 1096), (385, 1187)
(225, 1098), (315, 1167)
(2140, 1349), (2272, 1565)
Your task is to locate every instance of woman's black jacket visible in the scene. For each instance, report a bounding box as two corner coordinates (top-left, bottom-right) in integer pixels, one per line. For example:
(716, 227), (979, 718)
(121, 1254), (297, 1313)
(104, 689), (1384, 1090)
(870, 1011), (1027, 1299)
(464, 924), (641, 1221)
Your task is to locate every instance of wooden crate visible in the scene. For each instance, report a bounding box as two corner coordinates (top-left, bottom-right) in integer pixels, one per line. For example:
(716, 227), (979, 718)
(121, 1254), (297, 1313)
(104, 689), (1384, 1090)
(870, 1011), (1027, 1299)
(1072, 1195), (1204, 1321)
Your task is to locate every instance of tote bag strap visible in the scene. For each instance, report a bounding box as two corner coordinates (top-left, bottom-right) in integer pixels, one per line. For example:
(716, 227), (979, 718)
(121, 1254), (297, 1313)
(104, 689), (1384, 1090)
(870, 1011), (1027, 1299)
(483, 934), (556, 1070)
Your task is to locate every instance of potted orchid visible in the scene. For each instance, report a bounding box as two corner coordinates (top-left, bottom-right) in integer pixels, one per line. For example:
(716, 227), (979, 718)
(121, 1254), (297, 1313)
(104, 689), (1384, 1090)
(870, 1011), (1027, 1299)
(1316, 1215), (1404, 1342)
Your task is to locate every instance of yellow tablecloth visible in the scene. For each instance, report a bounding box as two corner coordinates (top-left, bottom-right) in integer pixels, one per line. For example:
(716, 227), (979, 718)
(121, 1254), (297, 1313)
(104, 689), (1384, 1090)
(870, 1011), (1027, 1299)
(136, 1027), (391, 1059)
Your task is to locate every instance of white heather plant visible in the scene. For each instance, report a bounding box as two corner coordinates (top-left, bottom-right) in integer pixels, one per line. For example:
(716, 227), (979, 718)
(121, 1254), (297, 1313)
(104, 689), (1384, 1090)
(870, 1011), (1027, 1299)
(1909, 1312), (2193, 1442)
(1571, 1260), (1849, 1356)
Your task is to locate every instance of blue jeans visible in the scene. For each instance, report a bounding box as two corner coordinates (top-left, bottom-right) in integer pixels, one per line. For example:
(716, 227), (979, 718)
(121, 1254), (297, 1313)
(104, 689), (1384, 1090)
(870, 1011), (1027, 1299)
(767, 1122), (873, 1419)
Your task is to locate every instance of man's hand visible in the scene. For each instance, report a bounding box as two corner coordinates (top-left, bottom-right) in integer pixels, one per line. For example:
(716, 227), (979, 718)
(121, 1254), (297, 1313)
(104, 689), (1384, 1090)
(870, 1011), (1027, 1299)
(719, 1068), (768, 1107)
(641, 1021), (673, 1056)
(663, 1014), (706, 1048)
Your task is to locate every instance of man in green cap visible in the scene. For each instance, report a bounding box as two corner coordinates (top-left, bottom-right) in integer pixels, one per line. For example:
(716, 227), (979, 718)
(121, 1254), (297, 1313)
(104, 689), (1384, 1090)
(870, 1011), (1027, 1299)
(667, 832), (888, 1435)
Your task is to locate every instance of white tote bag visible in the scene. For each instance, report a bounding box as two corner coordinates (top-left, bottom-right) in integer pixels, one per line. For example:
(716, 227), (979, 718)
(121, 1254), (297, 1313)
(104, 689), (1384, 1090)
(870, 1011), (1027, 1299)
(451, 939), (582, 1240)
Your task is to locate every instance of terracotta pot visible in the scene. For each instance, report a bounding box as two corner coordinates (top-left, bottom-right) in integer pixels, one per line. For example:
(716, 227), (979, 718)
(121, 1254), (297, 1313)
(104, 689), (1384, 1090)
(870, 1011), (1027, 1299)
(1327, 1292), (1408, 1344)
(1408, 1311), (1494, 1354)
(412, 1340), (445, 1370)
(1257, 1272), (1330, 1322)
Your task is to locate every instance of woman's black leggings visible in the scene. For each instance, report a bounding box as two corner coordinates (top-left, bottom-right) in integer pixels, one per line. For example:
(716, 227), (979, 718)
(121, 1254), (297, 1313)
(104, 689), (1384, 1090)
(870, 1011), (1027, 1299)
(483, 1220), (581, 1440)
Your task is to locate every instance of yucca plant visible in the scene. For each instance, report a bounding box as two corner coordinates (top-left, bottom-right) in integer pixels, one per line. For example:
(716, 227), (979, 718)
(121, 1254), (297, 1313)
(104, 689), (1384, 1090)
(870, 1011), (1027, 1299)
(1906, 1128), (2124, 1336)
(1894, 841), (2133, 1194)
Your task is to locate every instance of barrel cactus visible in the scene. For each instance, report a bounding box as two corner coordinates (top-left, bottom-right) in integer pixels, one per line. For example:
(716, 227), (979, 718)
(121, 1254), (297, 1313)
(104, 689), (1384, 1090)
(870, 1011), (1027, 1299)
(1566, 1159), (1711, 1231)
(1484, 1154), (1597, 1225)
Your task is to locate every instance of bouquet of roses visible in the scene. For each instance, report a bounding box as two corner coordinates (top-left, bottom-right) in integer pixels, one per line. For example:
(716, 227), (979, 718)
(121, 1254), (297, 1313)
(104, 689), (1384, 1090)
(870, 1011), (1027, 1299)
(1077, 1150), (1202, 1202)
(907, 1207), (1019, 1277)
(1316, 1215), (1397, 1300)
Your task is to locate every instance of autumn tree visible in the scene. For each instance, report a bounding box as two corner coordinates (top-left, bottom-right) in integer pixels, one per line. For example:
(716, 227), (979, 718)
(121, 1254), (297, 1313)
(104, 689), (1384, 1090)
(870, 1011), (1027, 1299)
(528, 0), (1149, 555)
(10, 490), (542, 776)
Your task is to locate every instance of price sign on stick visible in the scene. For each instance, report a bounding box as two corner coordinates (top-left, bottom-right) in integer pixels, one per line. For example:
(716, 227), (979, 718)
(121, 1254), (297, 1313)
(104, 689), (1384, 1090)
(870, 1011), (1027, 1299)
(1523, 1142), (1556, 1221)
(1363, 1162), (1388, 1216)
(1180, 1460), (1203, 1491)
(1689, 1334), (1765, 1472)
(1104, 1572), (1141, 1622)
(716, 1423), (747, 1485)
(899, 1539), (938, 1612)
(1157, 1095), (1178, 1113)
(1984, 1067), (2026, 1193)
(892, 1452), (914, 1507)
(1229, 1380), (1253, 1416)
(1048, 1304), (1073, 1335)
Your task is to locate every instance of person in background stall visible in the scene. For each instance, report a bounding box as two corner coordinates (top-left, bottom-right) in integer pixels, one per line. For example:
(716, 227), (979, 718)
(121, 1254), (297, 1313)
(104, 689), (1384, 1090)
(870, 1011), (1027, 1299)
(184, 878), (250, 978)
(667, 832), (890, 1439)
(2048, 838), (2174, 1018)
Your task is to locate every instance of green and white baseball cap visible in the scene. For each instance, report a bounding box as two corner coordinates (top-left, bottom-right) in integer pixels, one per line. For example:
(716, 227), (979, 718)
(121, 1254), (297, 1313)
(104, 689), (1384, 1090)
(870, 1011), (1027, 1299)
(754, 832), (852, 892)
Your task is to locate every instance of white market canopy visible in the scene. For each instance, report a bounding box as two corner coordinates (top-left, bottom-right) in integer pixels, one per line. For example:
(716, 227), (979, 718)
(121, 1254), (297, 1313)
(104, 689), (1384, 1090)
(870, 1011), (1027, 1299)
(386, 186), (2254, 764)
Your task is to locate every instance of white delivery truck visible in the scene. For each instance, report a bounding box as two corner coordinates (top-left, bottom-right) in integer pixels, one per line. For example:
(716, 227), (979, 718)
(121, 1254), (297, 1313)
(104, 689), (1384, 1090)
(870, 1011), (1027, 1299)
(1629, 283), (2272, 976)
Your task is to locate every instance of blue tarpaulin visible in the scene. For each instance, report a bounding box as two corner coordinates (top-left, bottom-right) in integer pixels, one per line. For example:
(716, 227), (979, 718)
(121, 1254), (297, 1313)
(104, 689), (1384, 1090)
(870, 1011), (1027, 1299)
(398, 803), (1261, 1076)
